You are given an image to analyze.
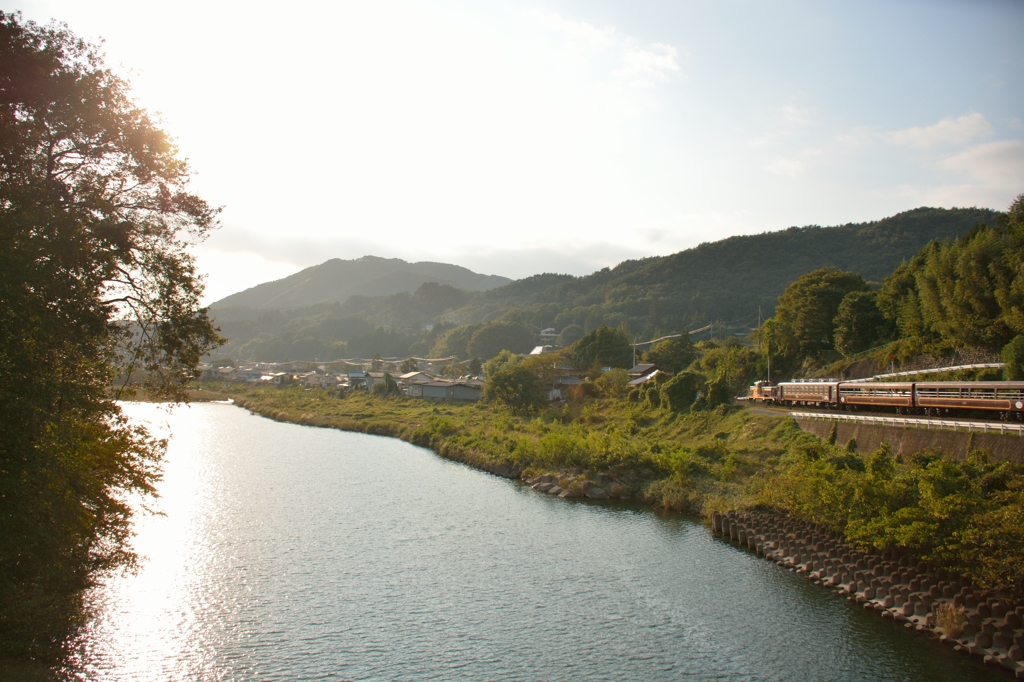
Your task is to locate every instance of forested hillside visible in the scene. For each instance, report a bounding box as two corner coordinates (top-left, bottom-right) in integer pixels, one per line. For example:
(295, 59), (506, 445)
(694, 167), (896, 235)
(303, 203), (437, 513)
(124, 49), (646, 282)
(210, 206), (999, 362)
(444, 206), (999, 335)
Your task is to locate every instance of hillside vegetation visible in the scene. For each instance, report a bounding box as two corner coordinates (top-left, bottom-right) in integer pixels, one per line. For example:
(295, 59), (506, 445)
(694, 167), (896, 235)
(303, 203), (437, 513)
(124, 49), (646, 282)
(210, 206), (998, 363)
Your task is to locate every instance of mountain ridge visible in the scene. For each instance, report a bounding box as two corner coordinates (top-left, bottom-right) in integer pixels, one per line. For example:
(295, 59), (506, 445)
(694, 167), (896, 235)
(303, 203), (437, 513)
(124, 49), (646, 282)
(210, 255), (512, 310)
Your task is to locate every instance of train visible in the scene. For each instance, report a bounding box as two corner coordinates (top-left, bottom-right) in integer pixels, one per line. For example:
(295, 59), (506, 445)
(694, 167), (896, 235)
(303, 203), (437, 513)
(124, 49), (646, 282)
(743, 379), (1024, 421)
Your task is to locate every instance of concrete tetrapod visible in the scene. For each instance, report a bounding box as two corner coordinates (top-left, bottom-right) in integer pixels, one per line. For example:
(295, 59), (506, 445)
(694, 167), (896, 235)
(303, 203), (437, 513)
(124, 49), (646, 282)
(711, 509), (1024, 679)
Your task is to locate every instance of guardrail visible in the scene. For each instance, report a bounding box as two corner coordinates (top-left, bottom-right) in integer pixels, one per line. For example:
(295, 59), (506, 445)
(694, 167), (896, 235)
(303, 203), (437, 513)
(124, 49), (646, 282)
(843, 362), (1005, 383)
(790, 411), (1024, 437)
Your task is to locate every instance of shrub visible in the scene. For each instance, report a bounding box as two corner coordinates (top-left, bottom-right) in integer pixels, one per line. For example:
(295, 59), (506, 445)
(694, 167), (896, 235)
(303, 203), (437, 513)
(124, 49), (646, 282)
(935, 603), (965, 638)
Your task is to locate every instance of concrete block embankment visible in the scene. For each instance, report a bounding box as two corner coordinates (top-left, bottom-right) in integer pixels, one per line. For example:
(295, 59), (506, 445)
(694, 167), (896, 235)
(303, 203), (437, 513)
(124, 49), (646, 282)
(796, 418), (1023, 462)
(713, 509), (1024, 677)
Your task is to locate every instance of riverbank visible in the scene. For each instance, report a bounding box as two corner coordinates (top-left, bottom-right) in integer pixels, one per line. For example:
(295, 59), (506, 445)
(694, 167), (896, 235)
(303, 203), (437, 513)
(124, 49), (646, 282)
(715, 509), (1024, 677)
(218, 384), (1024, 604)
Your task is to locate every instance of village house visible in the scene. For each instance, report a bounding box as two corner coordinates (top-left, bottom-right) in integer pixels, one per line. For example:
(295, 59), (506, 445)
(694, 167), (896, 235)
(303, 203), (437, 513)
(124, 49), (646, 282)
(627, 363), (661, 387)
(548, 375), (581, 401)
(416, 379), (482, 401)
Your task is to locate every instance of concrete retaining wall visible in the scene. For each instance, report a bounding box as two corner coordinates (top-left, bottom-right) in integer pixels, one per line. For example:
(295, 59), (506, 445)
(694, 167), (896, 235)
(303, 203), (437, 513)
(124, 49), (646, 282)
(796, 418), (1023, 462)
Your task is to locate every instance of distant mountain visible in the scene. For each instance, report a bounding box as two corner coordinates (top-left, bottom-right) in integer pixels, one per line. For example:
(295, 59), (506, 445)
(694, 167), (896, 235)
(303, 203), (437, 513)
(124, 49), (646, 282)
(210, 256), (512, 310)
(443, 206), (1002, 334)
(207, 206), (1003, 362)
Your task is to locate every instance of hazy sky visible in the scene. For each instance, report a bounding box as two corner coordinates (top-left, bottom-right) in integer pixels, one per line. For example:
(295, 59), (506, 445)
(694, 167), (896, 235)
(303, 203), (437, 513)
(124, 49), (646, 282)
(8, 0), (1024, 302)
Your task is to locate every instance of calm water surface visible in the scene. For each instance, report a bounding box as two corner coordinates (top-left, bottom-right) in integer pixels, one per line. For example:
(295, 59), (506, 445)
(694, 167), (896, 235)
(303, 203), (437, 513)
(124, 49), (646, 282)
(63, 402), (1001, 680)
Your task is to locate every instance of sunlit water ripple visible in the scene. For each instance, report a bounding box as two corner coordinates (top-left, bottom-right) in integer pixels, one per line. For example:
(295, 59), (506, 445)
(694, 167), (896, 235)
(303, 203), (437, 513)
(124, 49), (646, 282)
(63, 402), (1000, 680)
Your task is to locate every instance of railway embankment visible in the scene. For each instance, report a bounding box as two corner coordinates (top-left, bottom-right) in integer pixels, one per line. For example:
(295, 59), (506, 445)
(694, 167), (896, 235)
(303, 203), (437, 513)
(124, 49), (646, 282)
(794, 415), (1024, 462)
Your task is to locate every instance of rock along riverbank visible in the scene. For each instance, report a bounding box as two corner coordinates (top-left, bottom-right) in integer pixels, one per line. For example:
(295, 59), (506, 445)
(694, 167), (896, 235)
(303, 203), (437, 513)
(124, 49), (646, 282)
(713, 508), (1024, 678)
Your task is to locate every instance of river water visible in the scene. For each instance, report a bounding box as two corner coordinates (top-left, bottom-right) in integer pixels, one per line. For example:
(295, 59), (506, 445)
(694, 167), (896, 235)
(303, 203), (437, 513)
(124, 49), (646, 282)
(61, 402), (999, 680)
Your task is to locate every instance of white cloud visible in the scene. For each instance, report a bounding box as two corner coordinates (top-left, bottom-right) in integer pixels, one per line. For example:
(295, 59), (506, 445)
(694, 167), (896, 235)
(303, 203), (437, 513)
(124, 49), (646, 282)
(889, 113), (993, 149)
(782, 104), (812, 126)
(767, 158), (803, 176)
(939, 139), (1024, 188)
(534, 11), (682, 88)
(534, 12), (617, 50)
(614, 43), (681, 88)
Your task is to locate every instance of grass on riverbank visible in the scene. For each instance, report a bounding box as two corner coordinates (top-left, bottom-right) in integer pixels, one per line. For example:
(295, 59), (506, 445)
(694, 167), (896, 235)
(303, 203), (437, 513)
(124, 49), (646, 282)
(219, 383), (1024, 599)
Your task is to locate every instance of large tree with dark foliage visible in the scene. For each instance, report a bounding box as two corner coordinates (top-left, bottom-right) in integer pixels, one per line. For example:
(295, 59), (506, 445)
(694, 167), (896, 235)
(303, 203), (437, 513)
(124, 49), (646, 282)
(0, 13), (221, 654)
(773, 267), (869, 360)
(565, 323), (633, 370)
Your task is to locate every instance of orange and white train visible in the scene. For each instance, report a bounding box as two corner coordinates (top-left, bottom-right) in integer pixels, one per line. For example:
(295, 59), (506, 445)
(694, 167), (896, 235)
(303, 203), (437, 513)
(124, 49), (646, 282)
(745, 380), (1024, 421)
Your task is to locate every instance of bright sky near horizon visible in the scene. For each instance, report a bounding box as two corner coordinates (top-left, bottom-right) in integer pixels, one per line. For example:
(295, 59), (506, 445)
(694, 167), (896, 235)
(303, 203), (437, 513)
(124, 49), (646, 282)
(7, 0), (1024, 303)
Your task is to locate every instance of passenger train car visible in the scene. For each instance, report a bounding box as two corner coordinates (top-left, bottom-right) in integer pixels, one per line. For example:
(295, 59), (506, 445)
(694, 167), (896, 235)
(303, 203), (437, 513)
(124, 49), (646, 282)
(744, 379), (1024, 420)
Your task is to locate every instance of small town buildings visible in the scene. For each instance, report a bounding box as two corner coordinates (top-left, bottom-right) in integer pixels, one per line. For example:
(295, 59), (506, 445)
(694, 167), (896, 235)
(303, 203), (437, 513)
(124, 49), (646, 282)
(539, 328), (558, 342)
(547, 375), (581, 401)
(627, 364), (661, 387)
(529, 345), (560, 356)
(415, 379), (482, 401)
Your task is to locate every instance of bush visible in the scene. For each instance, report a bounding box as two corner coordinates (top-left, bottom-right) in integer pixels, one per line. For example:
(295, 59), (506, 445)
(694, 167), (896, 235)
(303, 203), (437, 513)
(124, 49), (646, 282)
(935, 603), (965, 638)
(660, 372), (702, 412)
(1003, 335), (1024, 380)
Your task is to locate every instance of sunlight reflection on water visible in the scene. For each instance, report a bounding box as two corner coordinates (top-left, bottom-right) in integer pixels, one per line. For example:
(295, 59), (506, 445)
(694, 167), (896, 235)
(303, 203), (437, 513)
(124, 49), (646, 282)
(64, 402), (1001, 681)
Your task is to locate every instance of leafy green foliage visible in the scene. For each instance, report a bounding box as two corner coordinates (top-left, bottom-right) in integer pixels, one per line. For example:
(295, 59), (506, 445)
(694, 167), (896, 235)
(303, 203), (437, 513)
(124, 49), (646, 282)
(483, 365), (546, 415)
(0, 13), (221, 654)
(774, 267), (869, 360)
(565, 323), (632, 370)
(466, 321), (535, 359)
(641, 336), (695, 373)
(877, 198), (1024, 360)
(1003, 335), (1024, 380)
(833, 290), (894, 357)
(660, 372), (702, 412)
(483, 349), (520, 376)
(555, 324), (584, 346)
(429, 324), (480, 358)
(760, 443), (1024, 595)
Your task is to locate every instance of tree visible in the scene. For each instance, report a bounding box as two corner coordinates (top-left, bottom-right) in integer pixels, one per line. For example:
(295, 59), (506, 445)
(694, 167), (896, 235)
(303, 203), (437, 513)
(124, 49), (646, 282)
(1003, 335), (1024, 381)
(566, 323), (633, 370)
(483, 364), (546, 415)
(466, 321), (535, 359)
(773, 267), (869, 360)
(555, 324), (584, 347)
(876, 198), (1024, 359)
(641, 336), (695, 373)
(371, 371), (400, 396)
(483, 349), (520, 376)
(429, 323), (479, 359)
(0, 13), (222, 653)
(659, 371), (702, 412)
(833, 290), (894, 357)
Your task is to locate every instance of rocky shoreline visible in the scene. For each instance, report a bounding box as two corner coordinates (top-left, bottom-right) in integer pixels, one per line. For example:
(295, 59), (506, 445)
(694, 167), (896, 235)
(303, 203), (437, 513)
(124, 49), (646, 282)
(522, 469), (636, 500)
(713, 509), (1024, 678)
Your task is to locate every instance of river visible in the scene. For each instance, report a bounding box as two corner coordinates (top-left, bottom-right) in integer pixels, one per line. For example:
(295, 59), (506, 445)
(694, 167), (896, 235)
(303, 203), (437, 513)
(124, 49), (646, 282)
(60, 402), (999, 680)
